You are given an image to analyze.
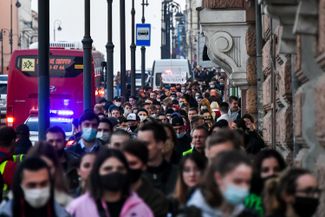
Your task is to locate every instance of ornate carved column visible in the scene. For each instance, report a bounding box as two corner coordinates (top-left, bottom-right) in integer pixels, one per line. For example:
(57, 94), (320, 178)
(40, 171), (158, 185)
(200, 7), (252, 109)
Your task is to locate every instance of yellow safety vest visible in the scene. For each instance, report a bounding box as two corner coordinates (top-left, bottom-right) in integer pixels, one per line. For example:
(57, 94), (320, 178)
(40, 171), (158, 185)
(0, 155), (24, 196)
(12, 154), (24, 163)
(0, 160), (8, 192)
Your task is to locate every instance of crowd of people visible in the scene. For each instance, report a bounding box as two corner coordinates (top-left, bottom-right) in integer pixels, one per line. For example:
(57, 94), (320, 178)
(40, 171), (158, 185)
(0, 69), (321, 217)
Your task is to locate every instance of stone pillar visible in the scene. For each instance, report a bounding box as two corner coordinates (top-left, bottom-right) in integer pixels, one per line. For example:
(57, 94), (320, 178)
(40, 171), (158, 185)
(245, 23), (257, 118)
(262, 26), (272, 147)
(314, 1), (325, 215)
(260, 2), (295, 156)
(200, 1), (257, 120)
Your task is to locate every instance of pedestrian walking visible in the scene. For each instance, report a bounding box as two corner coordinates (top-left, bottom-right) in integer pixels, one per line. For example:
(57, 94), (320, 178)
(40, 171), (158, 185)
(138, 122), (178, 195)
(67, 149), (153, 217)
(186, 151), (258, 217)
(27, 142), (73, 207)
(65, 111), (102, 159)
(264, 168), (320, 217)
(170, 153), (207, 216)
(0, 127), (17, 200)
(0, 157), (70, 217)
(245, 149), (287, 217)
(73, 152), (96, 197)
(122, 140), (169, 217)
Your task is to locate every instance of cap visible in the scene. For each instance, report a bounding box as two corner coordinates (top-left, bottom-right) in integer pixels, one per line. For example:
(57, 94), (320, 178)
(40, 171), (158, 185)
(109, 105), (119, 113)
(113, 96), (121, 101)
(117, 116), (127, 123)
(107, 117), (118, 127)
(166, 108), (174, 115)
(127, 113), (139, 121)
(171, 116), (184, 126)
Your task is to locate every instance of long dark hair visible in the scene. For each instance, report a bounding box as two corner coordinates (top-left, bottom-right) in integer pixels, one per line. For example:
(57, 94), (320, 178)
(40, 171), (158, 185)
(89, 148), (130, 201)
(250, 149), (287, 194)
(27, 142), (68, 193)
(201, 151), (252, 208)
(174, 153), (207, 204)
(12, 157), (56, 217)
(264, 168), (312, 216)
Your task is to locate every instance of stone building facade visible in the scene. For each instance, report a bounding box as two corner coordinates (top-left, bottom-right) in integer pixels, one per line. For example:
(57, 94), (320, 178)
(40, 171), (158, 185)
(0, 0), (20, 74)
(199, 0), (325, 214)
(185, 0), (200, 65)
(199, 0), (258, 116)
(18, 0), (38, 48)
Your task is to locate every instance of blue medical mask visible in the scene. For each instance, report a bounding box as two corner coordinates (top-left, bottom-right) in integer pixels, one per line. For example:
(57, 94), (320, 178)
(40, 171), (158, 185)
(222, 184), (248, 206)
(176, 131), (186, 139)
(82, 127), (97, 141)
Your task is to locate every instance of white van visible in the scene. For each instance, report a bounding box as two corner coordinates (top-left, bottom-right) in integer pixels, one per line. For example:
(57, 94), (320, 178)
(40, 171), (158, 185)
(152, 59), (192, 90)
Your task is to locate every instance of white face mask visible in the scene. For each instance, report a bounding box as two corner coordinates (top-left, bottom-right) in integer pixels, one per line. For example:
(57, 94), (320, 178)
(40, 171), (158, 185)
(124, 109), (132, 116)
(139, 115), (147, 122)
(96, 131), (110, 142)
(201, 106), (208, 110)
(22, 186), (50, 208)
(114, 102), (121, 107)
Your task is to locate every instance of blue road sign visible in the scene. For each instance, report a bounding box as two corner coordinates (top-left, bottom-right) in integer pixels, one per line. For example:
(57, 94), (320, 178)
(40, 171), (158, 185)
(136, 24), (151, 46)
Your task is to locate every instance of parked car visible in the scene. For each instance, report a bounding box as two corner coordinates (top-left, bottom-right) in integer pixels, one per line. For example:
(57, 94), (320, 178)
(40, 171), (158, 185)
(24, 110), (74, 143)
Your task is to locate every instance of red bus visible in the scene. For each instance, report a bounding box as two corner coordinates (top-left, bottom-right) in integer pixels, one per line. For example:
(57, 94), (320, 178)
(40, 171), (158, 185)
(6, 42), (104, 130)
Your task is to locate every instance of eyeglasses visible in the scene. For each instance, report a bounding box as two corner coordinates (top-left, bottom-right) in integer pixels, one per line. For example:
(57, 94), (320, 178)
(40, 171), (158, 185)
(295, 187), (322, 197)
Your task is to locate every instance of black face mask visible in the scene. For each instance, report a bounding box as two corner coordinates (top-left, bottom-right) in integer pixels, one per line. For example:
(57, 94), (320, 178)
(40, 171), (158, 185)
(130, 126), (137, 132)
(293, 197), (319, 217)
(56, 148), (65, 157)
(100, 172), (129, 192)
(128, 169), (142, 183)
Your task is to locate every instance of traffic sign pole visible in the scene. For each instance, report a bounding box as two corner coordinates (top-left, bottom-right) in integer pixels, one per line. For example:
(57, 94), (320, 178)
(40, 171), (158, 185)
(136, 23), (151, 89)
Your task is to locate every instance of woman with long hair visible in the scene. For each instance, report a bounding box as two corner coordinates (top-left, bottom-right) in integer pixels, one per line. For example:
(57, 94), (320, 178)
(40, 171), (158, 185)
(171, 153), (207, 215)
(27, 142), (72, 207)
(264, 168), (320, 217)
(74, 152), (96, 197)
(245, 149), (287, 217)
(67, 149), (153, 217)
(187, 151), (257, 217)
(237, 114), (265, 155)
(162, 123), (179, 164)
(199, 98), (212, 115)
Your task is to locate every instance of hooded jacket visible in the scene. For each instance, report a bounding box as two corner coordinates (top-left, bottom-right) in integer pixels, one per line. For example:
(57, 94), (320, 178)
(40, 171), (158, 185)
(67, 192), (153, 217)
(187, 189), (245, 217)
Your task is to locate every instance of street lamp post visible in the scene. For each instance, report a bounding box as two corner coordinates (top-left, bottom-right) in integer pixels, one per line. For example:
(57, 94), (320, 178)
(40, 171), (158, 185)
(120, 0), (126, 98)
(37, 0), (50, 140)
(106, 0), (114, 101)
(53, 19), (62, 42)
(10, 0), (21, 54)
(141, 0), (149, 88)
(130, 0), (136, 96)
(82, 0), (93, 111)
(0, 30), (4, 74)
